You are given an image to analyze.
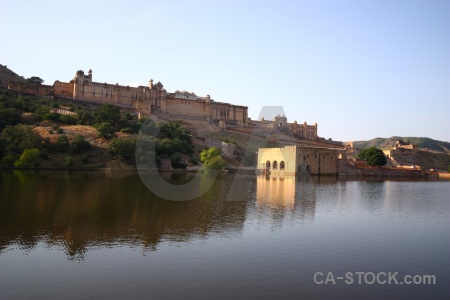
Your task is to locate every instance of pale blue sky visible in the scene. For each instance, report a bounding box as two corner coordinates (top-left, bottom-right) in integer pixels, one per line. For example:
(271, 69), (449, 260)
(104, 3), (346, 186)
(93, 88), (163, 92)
(1, 0), (449, 142)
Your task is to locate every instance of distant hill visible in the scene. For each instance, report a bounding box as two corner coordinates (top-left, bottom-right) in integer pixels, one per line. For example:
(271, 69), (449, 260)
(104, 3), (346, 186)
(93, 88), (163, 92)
(353, 136), (450, 153)
(0, 64), (26, 87)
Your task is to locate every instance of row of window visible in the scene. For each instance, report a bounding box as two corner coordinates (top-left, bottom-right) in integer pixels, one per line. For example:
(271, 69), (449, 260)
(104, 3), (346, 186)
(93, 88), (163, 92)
(266, 160), (285, 170)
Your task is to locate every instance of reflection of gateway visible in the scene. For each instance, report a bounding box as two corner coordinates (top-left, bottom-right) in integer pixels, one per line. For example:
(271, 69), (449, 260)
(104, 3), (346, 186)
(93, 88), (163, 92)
(256, 176), (296, 210)
(257, 145), (345, 176)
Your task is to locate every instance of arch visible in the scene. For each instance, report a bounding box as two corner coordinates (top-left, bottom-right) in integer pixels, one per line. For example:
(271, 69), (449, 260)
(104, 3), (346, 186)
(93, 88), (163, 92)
(273, 160), (278, 170)
(266, 160), (270, 169)
(280, 161), (285, 170)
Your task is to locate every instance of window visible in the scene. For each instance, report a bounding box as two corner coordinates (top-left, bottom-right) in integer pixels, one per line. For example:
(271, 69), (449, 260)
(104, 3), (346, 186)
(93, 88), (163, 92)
(273, 161), (278, 170)
(280, 161), (285, 170)
(266, 160), (270, 169)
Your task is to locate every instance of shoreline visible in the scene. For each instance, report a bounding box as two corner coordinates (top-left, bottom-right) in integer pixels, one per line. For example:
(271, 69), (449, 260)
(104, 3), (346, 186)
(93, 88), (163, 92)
(2, 167), (449, 180)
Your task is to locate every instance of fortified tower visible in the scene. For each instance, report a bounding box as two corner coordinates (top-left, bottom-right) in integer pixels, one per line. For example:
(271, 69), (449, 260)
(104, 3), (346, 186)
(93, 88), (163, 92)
(73, 69), (92, 98)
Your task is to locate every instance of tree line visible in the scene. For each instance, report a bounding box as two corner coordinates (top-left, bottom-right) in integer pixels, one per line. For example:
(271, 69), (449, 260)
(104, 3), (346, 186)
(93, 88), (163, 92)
(0, 90), (225, 169)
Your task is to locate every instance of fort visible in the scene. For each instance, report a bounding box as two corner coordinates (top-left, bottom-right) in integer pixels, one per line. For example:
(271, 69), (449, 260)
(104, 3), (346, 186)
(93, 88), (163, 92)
(257, 145), (346, 176)
(1, 65), (322, 141)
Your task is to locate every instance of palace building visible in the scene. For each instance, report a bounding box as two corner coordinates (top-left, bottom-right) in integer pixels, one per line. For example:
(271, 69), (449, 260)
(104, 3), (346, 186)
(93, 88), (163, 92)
(257, 145), (346, 176)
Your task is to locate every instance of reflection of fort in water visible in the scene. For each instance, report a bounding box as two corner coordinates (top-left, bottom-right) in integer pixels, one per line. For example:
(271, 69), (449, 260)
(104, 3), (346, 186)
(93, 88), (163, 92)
(0, 172), (341, 259)
(0, 172), (250, 260)
(255, 175), (325, 224)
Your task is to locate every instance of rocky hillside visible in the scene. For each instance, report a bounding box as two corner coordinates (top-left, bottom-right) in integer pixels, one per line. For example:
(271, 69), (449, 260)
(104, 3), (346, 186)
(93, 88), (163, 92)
(353, 136), (450, 153)
(0, 64), (26, 86)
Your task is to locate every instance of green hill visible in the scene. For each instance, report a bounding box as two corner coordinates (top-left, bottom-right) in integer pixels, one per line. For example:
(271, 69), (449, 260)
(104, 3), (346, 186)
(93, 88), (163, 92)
(354, 136), (450, 153)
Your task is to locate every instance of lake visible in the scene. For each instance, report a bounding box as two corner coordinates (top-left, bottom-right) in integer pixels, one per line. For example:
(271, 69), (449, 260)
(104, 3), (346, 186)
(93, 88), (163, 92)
(0, 171), (449, 299)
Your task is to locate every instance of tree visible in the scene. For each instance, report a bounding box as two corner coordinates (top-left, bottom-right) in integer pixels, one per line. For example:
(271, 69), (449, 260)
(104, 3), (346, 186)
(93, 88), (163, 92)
(357, 147), (387, 166)
(109, 138), (135, 160)
(0, 138), (8, 160)
(0, 108), (22, 130)
(70, 135), (92, 153)
(204, 156), (225, 171)
(1, 152), (19, 167)
(14, 149), (42, 168)
(55, 135), (70, 151)
(2, 124), (42, 153)
(96, 123), (117, 139)
(200, 147), (225, 171)
(59, 114), (78, 125)
(170, 152), (187, 169)
(94, 104), (121, 126)
(200, 147), (221, 163)
(26, 76), (44, 85)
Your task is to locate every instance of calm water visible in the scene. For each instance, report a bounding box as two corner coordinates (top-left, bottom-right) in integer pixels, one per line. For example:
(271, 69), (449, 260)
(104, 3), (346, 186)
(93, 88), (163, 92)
(0, 171), (449, 300)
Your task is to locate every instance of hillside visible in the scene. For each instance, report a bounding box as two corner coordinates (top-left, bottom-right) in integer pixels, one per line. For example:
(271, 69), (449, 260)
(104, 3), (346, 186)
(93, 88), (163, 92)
(353, 136), (450, 153)
(0, 64), (26, 87)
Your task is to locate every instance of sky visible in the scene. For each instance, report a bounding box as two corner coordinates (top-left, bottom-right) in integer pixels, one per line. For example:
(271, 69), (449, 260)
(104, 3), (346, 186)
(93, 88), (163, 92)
(1, 0), (449, 142)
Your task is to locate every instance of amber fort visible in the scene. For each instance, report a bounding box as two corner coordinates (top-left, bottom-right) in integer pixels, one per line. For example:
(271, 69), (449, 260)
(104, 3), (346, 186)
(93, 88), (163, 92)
(1, 64), (430, 177)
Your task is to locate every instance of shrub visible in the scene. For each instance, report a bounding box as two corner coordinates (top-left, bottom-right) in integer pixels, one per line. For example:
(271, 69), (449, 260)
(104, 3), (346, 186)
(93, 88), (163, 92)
(96, 123), (117, 139)
(204, 156), (225, 171)
(55, 135), (70, 151)
(0, 108), (22, 130)
(64, 156), (74, 168)
(171, 152), (187, 169)
(94, 104), (121, 125)
(70, 135), (92, 154)
(189, 156), (199, 165)
(2, 124), (42, 152)
(59, 114), (78, 125)
(357, 147), (387, 166)
(1, 152), (19, 168)
(56, 128), (63, 134)
(109, 138), (135, 160)
(200, 147), (225, 171)
(81, 154), (90, 164)
(14, 149), (42, 168)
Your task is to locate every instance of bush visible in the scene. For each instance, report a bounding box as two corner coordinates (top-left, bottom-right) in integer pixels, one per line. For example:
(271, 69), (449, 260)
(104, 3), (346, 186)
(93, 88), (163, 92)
(96, 123), (117, 139)
(357, 147), (387, 166)
(81, 154), (90, 164)
(70, 135), (92, 154)
(171, 152), (187, 169)
(56, 128), (63, 134)
(94, 104), (121, 125)
(189, 156), (199, 165)
(156, 138), (174, 157)
(64, 156), (73, 168)
(2, 124), (42, 153)
(1, 152), (19, 167)
(55, 135), (70, 151)
(109, 138), (135, 160)
(59, 114), (78, 125)
(0, 108), (22, 130)
(204, 156), (225, 171)
(200, 147), (225, 171)
(14, 149), (42, 168)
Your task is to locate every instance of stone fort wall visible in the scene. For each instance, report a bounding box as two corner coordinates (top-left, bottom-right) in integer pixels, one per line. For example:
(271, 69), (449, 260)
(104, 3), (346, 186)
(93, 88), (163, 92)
(7, 69), (248, 126)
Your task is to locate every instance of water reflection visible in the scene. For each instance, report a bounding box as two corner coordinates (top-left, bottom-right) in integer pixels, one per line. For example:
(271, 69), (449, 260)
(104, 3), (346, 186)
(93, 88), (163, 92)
(254, 175), (320, 227)
(0, 171), (250, 260)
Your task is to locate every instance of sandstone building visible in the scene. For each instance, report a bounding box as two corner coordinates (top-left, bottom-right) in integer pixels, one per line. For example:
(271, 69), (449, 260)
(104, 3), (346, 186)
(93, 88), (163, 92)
(383, 140), (419, 158)
(257, 145), (345, 176)
(52, 69), (248, 126)
(254, 114), (318, 139)
(3, 66), (326, 138)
